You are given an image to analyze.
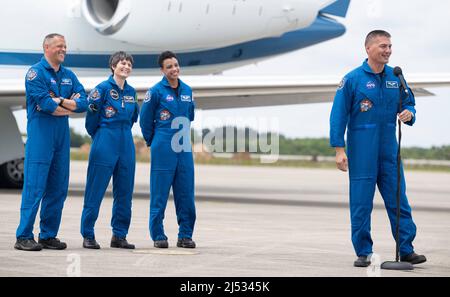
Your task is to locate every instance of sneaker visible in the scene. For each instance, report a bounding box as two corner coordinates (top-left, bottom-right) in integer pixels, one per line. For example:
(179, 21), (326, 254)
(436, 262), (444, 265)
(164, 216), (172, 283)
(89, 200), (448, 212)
(354, 255), (371, 267)
(83, 237), (100, 249)
(38, 237), (67, 250)
(154, 240), (169, 248)
(177, 238), (196, 249)
(110, 236), (135, 249)
(400, 252), (427, 265)
(14, 238), (42, 251)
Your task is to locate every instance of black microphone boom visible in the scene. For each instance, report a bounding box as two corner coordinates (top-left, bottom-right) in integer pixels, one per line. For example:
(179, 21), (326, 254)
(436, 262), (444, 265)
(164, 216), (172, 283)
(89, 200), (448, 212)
(381, 65), (414, 271)
(393, 66), (409, 95)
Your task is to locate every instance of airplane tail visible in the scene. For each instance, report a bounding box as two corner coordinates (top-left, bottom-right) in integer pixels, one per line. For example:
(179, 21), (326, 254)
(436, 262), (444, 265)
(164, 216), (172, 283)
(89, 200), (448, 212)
(319, 0), (351, 18)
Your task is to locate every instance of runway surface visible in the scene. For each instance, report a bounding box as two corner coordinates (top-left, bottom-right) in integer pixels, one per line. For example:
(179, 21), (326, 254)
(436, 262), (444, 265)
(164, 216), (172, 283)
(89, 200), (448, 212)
(1, 161), (449, 277)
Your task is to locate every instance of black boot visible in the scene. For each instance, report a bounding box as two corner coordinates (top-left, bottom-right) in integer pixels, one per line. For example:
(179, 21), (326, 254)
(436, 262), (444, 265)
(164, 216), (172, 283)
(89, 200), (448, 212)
(14, 238), (42, 251)
(110, 236), (135, 249)
(83, 237), (100, 249)
(400, 252), (427, 265)
(354, 256), (371, 267)
(38, 237), (67, 250)
(154, 240), (169, 248)
(177, 238), (196, 248)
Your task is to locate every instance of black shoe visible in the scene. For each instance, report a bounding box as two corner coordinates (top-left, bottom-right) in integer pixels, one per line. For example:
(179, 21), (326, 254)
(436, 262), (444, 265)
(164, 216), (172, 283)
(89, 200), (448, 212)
(177, 238), (196, 248)
(354, 256), (371, 267)
(154, 240), (169, 248)
(400, 252), (427, 265)
(38, 237), (67, 250)
(110, 236), (135, 249)
(83, 237), (100, 249)
(14, 238), (42, 251)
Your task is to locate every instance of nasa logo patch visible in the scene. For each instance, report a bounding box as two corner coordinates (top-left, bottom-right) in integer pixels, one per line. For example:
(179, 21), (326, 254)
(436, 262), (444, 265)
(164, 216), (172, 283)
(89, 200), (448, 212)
(360, 99), (373, 112)
(166, 95), (174, 102)
(366, 81), (376, 89)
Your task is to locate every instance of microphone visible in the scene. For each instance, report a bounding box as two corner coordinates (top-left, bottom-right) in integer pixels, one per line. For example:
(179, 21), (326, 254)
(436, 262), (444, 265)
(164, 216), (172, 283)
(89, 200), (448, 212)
(393, 66), (409, 95)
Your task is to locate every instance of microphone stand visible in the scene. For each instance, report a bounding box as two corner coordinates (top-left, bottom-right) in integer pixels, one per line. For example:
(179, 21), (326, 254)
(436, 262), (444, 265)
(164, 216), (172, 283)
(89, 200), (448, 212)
(380, 81), (414, 271)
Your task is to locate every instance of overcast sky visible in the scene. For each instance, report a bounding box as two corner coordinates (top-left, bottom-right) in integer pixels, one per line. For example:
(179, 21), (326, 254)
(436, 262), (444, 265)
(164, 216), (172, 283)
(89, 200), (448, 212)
(203, 0), (450, 148)
(15, 0), (450, 147)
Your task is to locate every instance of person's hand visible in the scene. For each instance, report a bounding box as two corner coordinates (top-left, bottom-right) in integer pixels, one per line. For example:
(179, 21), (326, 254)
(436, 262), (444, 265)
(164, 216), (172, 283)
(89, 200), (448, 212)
(335, 148), (348, 172)
(70, 93), (80, 100)
(398, 109), (413, 123)
(52, 97), (62, 105)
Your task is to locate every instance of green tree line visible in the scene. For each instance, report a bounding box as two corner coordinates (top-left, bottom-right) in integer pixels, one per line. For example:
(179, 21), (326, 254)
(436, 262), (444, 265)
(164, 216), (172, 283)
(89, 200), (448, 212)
(69, 126), (450, 160)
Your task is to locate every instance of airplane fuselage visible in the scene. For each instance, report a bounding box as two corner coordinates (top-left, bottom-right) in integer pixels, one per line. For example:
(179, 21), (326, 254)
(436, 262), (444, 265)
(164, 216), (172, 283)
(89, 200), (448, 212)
(0, 0), (346, 75)
(0, 0), (350, 188)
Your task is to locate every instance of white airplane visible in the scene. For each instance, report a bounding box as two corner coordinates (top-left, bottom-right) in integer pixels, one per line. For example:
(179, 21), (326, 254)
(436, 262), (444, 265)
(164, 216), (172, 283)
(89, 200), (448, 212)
(0, 0), (449, 188)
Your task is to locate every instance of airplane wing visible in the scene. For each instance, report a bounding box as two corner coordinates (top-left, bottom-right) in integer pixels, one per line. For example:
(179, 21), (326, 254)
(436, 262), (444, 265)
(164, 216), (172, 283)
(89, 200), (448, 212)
(2, 74), (450, 110)
(1, 73), (450, 182)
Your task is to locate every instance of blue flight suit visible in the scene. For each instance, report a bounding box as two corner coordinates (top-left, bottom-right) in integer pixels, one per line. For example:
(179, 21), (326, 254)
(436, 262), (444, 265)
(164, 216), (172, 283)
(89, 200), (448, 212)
(330, 59), (417, 257)
(16, 57), (87, 240)
(139, 77), (196, 241)
(81, 76), (139, 239)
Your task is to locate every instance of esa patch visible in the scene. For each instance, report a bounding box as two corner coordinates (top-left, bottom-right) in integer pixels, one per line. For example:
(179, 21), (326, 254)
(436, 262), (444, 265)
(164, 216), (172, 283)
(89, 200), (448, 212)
(166, 95), (174, 102)
(88, 88), (101, 101)
(26, 69), (37, 81)
(360, 99), (373, 112)
(180, 95), (191, 102)
(337, 77), (346, 90)
(386, 81), (399, 88)
(160, 109), (171, 121)
(144, 90), (151, 103)
(105, 106), (116, 118)
(110, 89), (119, 100)
(366, 81), (376, 89)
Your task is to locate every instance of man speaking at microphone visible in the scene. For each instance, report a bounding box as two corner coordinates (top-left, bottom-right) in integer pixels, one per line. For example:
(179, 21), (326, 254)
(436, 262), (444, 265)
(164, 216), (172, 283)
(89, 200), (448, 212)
(329, 30), (426, 267)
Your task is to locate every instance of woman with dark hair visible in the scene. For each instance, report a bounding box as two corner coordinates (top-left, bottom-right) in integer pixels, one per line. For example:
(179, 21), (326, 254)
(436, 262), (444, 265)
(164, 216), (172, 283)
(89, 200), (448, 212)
(140, 51), (197, 249)
(80, 51), (139, 249)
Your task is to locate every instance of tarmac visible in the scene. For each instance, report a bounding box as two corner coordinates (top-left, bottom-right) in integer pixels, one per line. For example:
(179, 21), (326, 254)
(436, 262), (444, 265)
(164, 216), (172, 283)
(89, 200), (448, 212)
(0, 161), (449, 277)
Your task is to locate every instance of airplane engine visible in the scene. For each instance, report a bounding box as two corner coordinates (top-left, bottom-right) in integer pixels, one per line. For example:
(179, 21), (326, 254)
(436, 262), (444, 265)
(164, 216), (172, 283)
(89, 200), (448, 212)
(81, 0), (322, 52)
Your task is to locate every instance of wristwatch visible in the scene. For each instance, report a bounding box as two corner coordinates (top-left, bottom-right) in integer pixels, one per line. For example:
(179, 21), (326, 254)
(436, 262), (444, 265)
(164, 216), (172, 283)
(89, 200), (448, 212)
(59, 98), (65, 106)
